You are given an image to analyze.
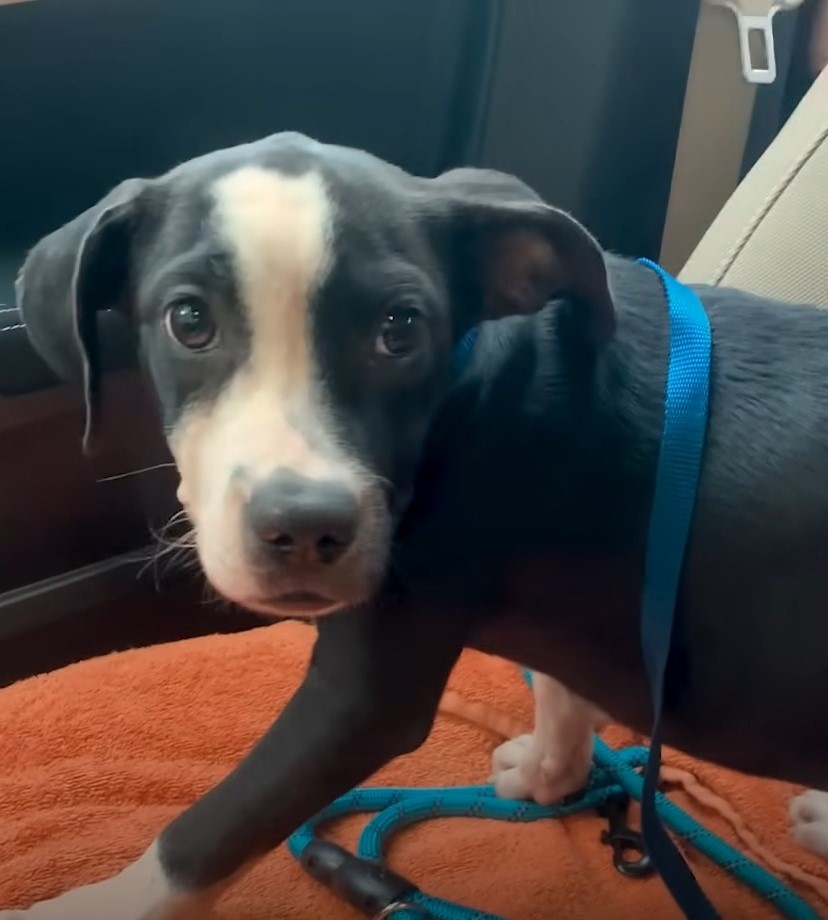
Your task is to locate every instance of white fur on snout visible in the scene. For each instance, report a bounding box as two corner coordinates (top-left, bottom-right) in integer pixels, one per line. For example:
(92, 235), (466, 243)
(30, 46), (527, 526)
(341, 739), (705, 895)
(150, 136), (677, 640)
(0, 840), (216, 920)
(490, 672), (607, 805)
(168, 166), (389, 614)
(790, 789), (828, 858)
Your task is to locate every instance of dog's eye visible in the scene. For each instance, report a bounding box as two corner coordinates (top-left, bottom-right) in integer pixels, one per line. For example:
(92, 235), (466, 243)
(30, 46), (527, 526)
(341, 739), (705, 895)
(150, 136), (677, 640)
(375, 308), (423, 358)
(165, 298), (218, 351)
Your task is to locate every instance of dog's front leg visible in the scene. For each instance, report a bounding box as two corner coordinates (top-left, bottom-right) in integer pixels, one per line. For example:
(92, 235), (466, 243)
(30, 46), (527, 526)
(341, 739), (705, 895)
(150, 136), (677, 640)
(1, 602), (467, 920)
(490, 672), (608, 804)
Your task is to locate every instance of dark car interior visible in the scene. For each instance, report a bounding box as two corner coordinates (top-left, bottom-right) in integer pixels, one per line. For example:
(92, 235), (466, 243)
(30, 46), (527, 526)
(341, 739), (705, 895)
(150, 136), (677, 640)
(0, 0), (816, 684)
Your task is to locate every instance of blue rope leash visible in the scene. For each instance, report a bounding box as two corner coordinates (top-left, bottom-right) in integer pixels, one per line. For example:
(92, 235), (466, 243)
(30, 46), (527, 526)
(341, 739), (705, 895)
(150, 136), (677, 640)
(288, 730), (820, 920)
(288, 264), (817, 919)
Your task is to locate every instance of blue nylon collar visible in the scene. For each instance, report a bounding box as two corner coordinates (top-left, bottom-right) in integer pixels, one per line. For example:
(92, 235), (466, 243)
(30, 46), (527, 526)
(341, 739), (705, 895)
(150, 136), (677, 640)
(637, 257), (715, 919)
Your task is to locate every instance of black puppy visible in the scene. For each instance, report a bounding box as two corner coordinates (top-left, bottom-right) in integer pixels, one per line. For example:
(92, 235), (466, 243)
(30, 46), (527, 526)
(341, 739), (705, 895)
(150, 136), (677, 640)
(6, 132), (828, 920)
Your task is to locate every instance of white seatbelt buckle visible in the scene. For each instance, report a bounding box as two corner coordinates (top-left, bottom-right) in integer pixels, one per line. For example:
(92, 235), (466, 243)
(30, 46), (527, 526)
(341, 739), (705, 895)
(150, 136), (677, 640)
(706, 0), (804, 84)
(736, 11), (778, 84)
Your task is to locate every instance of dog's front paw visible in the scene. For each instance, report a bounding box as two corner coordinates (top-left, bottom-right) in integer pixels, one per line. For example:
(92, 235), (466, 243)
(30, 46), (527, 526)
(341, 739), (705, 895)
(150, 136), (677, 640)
(490, 732), (592, 805)
(790, 789), (828, 858)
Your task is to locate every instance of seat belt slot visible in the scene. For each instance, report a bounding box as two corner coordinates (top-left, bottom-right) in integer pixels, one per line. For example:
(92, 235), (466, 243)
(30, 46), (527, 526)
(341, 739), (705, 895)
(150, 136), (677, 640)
(706, 0), (804, 84)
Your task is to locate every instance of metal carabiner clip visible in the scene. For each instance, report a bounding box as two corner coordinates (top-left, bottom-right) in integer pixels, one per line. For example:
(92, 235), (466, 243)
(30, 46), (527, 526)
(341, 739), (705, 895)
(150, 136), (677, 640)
(598, 795), (655, 880)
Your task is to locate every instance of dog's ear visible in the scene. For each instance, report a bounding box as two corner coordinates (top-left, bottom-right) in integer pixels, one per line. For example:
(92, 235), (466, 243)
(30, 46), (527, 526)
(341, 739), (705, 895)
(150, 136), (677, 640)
(427, 168), (614, 343)
(17, 178), (147, 452)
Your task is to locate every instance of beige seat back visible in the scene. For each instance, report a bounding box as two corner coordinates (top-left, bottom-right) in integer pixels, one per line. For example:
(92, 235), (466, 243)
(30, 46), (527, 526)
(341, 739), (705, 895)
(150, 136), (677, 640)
(679, 65), (828, 304)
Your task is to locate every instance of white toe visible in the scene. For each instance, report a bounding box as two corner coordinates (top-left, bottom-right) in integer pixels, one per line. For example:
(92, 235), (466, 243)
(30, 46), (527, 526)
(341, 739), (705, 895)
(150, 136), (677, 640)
(490, 732), (591, 805)
(790, 790), (828, 858)
(491, 734), (533, 772)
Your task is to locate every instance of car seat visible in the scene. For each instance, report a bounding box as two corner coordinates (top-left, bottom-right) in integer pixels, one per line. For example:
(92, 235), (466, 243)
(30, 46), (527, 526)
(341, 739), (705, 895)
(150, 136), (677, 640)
(680, 65), (828, 303)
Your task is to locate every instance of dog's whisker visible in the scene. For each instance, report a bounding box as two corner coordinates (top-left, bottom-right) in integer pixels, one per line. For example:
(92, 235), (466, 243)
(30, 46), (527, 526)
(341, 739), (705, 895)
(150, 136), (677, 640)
(97, 462), (177, 483)
(150, 509), (193, 544)
(137, 507), (201, 587)
(138, 543), (197, 587)
(160, 507), (191, 528)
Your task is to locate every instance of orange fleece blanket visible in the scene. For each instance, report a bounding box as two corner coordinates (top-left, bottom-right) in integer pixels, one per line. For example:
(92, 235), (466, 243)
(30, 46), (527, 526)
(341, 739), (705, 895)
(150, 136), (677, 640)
(1, 621), (827, 919)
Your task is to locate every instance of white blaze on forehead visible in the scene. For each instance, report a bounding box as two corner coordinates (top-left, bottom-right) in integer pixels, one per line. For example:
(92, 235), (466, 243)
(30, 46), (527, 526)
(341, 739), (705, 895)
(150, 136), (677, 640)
(212, 165), (333, 393)
(169, 164), (353, 603)
(165, 166), (389, 614)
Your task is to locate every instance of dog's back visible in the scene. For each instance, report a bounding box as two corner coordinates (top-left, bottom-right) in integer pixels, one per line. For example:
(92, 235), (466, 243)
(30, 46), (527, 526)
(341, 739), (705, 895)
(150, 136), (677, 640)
(400, 256), (828, 788)
(680, 278), (828, 786)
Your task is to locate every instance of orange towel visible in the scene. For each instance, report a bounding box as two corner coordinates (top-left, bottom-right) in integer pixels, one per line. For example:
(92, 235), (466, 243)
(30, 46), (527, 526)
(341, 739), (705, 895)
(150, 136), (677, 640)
(1, 621), (826, 919)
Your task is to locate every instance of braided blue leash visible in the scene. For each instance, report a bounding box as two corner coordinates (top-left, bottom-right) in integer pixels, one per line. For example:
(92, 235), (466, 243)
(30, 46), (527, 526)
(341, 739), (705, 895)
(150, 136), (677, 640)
(289, 264), (817, 919)
(287, 729), (820, 920)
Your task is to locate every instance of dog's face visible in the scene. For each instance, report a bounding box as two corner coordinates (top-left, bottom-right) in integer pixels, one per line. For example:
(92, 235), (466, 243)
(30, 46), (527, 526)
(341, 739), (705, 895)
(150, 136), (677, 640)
(18, 133), (613, 618)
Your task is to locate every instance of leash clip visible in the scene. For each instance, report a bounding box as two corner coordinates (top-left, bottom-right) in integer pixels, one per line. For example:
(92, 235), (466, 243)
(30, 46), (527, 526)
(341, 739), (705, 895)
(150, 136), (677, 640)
(598, 795), (655, 880)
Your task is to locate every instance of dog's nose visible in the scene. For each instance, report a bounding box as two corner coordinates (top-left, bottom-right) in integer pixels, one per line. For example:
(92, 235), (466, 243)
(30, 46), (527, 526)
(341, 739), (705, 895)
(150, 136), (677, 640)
(246, 469), (358, 565)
